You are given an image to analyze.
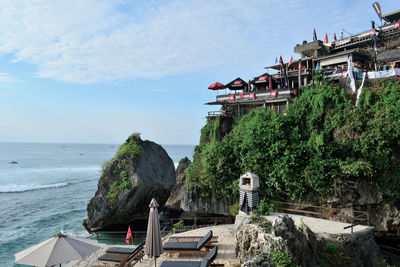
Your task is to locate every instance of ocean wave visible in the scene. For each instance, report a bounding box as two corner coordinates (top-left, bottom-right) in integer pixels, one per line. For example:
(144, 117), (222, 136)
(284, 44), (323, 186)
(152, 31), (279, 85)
(0, 182), (70, 193)
(28, 165), (101, 173)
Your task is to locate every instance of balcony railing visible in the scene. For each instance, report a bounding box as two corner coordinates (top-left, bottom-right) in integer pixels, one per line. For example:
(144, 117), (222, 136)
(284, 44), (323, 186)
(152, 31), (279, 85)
(216, 89), (297, 103)
(207, 110), (223, 117)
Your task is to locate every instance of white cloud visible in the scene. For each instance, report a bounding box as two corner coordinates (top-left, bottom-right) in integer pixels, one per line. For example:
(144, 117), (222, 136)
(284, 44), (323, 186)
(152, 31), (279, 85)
(0, 73), (20, 84)
(0, 0), (396, 84)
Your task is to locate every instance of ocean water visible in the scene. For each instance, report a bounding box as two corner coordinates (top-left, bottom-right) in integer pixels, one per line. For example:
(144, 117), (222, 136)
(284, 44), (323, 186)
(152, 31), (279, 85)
(0, 142), (194, 267)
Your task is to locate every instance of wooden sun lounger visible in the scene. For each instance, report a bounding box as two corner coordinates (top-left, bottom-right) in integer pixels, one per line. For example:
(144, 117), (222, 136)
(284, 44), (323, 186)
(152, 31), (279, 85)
(97, 241), (145, 267)
(106, 247), (136, 254)
(164, 230), (214, 256)
(161, 246), (223, 267)
(166, 235), (218, 244)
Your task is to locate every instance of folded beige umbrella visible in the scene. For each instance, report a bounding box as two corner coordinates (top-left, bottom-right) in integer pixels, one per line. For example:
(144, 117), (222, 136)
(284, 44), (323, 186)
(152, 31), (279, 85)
(145, 198), (163, 267)
(15, 233), (101, 267)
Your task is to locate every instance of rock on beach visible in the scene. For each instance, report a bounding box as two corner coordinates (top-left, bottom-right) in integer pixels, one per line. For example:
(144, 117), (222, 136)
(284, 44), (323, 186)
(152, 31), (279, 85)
(83, 134), (176, 232)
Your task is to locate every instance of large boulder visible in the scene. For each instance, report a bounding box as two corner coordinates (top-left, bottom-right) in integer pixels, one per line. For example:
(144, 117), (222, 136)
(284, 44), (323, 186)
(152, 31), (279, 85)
(236, 214), (383, 266)
(237, 214), (318, 266)
(83, 134), (175, 232)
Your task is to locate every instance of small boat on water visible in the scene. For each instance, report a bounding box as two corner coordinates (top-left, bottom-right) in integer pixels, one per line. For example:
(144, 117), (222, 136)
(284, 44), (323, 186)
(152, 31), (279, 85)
(9, 161), (18, 164)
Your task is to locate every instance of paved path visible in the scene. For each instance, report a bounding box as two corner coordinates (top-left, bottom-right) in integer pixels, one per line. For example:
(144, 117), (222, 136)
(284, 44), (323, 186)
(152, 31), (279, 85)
(266, 212), (373, 235)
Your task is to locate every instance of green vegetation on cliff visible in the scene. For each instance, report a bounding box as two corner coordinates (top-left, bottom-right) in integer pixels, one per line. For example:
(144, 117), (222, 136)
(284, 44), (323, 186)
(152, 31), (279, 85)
(104, 133), (143, 203)
(187, 81), (400, 203)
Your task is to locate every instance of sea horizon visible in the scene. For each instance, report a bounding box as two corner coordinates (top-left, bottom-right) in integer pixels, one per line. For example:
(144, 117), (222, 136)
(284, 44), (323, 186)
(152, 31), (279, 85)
(0, 141), (197, 146)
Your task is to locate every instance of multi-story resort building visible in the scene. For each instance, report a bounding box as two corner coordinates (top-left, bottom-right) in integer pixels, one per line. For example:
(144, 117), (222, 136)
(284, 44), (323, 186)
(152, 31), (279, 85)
(206, 5), (400, 117)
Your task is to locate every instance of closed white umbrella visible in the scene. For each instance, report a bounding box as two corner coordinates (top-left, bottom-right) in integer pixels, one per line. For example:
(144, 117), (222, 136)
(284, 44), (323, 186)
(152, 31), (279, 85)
(145, 198), (163, 267)
(15, 233), (101, 267)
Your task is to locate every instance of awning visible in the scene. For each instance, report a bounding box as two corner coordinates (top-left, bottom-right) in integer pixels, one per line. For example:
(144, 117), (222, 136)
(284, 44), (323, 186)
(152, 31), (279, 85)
(208, 82), (226, 90)
(225, 77), (248, 91)
(382, 9), (400, 23)
(251, 73), (270, 84)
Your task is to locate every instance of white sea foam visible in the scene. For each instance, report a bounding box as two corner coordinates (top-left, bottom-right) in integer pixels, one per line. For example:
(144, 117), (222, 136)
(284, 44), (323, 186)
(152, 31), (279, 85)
(29, 166), (101, 173)
(0, 182), (70, 193)
(174, 162), (178, 169)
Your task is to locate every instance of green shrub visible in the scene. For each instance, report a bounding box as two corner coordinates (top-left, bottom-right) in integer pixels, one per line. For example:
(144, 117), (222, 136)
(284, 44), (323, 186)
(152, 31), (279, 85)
(250, 214), (272, 231)
(318, 242), (350, 266)
(106, 172), (131, 204)
(229, 202), (239, 216)
(254, 199), (276, 215)
(104, 133), (142, 203)
(269, 249), (300, 267)
(171, 220), (184, 234)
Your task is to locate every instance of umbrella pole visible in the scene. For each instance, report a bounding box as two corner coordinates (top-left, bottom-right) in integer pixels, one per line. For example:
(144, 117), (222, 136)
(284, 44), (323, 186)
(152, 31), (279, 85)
(154, 257), (156, 267)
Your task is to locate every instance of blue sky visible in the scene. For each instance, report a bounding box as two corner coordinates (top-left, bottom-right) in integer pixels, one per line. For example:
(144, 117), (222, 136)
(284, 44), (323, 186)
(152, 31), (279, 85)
(0, 0), (397, 145)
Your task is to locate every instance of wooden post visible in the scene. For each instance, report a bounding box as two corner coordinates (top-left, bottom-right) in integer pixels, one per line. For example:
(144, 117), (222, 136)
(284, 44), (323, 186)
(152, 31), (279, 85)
(194, 218), (197, 229)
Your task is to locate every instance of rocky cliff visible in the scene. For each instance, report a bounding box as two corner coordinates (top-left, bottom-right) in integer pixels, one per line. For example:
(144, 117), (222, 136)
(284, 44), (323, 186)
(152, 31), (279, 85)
(164, 157), (233, 217)
(187, 82), (400, 235)
(83, 134), (175, 232)
(236, 214), (383, 266)
(326, 179), (400, 234)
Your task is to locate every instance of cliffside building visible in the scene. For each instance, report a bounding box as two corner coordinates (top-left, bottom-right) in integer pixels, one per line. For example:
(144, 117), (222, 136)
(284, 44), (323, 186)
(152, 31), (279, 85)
(206, 5), (400, 118)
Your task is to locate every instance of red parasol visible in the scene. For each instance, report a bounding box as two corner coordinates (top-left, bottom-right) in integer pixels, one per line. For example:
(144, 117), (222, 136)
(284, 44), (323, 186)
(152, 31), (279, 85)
(208, 82), (226, 90)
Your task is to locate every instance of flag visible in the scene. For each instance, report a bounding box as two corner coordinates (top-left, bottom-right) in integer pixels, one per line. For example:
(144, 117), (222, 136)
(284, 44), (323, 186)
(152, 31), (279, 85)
(334, 33), (337, 40)
(347, 57), (356, 93)
(373, 2), (382, 20)
(274, 57), (278, 64)
(298, 61), (302, 87)
(324, 33), (328, 44)
(289, 56), (293, 65)
(126, 226), (132, 244)
(313, 28), (317, 41)
(279, 56), (286, 87)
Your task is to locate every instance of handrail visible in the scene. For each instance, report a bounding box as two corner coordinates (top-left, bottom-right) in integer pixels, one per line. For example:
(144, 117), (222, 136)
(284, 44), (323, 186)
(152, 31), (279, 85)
(271, 201), (370, 234)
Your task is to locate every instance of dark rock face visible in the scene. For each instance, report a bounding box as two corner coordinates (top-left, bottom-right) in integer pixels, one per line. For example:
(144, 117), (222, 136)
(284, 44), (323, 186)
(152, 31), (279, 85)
(83, 135), (175, 232)
(326, 179), (400, 233)
(164, 157), (233, 217)
(163, 157), (191, 214)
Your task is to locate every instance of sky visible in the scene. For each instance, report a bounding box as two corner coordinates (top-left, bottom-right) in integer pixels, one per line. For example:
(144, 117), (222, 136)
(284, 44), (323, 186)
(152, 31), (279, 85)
(0, 0), (398, 145)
